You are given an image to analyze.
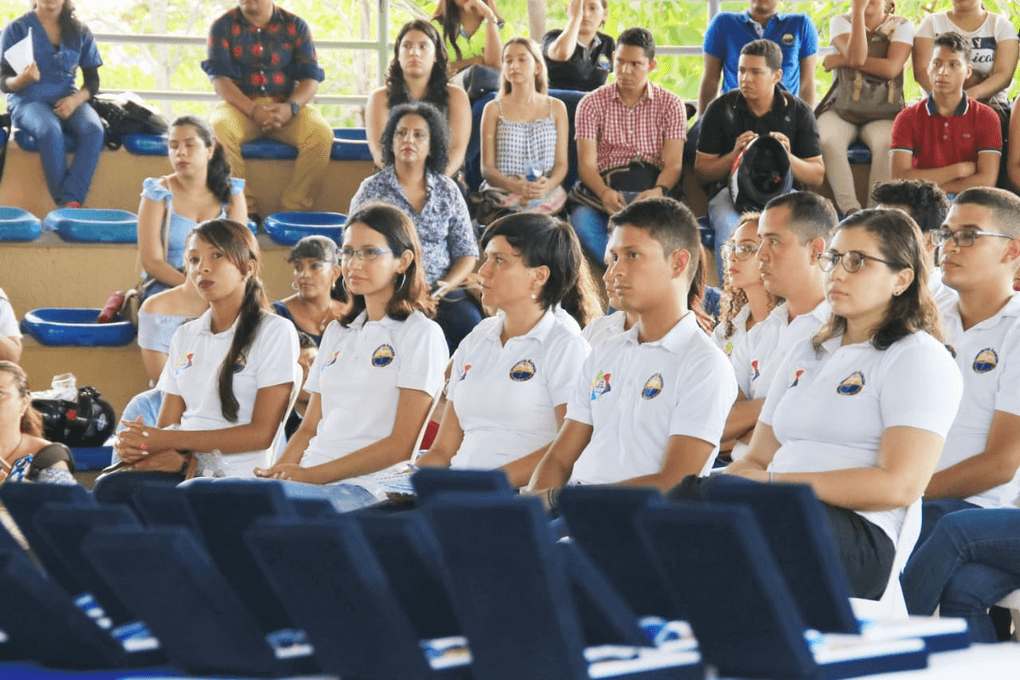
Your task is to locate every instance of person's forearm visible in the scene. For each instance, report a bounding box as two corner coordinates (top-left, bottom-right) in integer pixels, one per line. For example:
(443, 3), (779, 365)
(212, 77), (256, 117)
(579, 159), (608, 197)
(546, 14), (582, 61)
(482, 20), (503, 69)
(926, 452), (1020, 500)
(722, 398), (763, 442)
(142, 257), (187, 287)
(895, 161), (969, 186)
(500, 445), (552, 488)
(0, 336), (22, 363)
(697, 70), (720, 115)
(302, 435), (415, 484)
(696, 151), (738, 183)
(845, 11), (869, 66)
(773, 467), (922, 512)
(655, 156), (683, 193)
(289, 79), (318, 108)
(276, 422), (315, 466)
(940, 161), (999, 194)
(442, 256), (477, 288)
(791, 156), (825, 188)
(164, 422), (282, 456)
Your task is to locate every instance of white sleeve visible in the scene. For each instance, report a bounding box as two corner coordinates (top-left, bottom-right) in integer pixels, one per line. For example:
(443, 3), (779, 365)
(993, 320), (1020, 416)
(250, 316), (300, 389)
(396, 317), (449, 397)
(303, 322), (341, 395)
(993, 14), (1019, 42)
(564, 349), (598, 426)
(914, 14), (936, 39)
(545, 332), (592, 408)
(729, 331), (753, 397)
(890, 17), (915, 45)
(758, 342), (799, 427)
(0, 299), (20, 339)
(878, 338), (962, 437)
(669, 347), (738, 445)
(156, 325), (186, 396)
(829, 14), (851, 41)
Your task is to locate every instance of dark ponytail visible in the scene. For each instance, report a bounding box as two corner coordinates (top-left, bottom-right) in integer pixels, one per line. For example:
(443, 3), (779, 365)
(169, 115), (234, 205)
(188, 220), (269, 423)
(439, 2), (464, 62)
(688, 247), (713, 334)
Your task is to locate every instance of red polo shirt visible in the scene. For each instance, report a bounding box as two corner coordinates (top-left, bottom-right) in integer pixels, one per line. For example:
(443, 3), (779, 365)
(890, 96), (1001, 170)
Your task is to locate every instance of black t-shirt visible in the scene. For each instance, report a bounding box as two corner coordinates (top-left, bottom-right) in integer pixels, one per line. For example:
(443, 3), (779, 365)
(698, 85), (822, 162)
(542, 29), (614, 92)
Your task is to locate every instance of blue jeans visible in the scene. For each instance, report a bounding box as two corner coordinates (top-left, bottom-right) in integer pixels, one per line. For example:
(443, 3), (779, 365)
(916, 497), (980, 554)
(708, 187), (742, 282)
(901, 508), (1020, 642)
(11, 100), (104, 205)
(568, 203), (610, 262)
(434, 289), (482, 354)
(277, 479), (377, 513)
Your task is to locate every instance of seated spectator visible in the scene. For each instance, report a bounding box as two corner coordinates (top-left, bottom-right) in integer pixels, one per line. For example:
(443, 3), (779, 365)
(724, 192), (835, 460)
(418, 214), (597, 486)
(817, 0), (913, 216)
(137, 115), (246, 300)
(433, 0), (507, 74)
(137, 279), (208, 384)
(0, 0), (103, 209)
(284, 331), (318, 440)
(569, 27), (686, 262)
(365, 20), (471, 176)
(912, 0), (1017, 113)
(201, 0), (332, 217)
(871, 179), (955, 306)
(0, 289), (22, 363)
(350, 102), (481, 352)
(696, 39), (824, 279)
(713, 211), (779, 356)
(903, 508), (1020, 642)
(891, 32), (1001, 194)
(476, 38), (570, 223)
(542, 0), (614, 92)
(529, 198), (737, 496)
(913, 188), (1020, 545)
(97, 220), (298, 501)
(254, 204), (449, 510)
(724, 209), (963, 599)
(0, 361), (77, 486)
(272, 235), (346, 346)
(581, 245), (636, 349)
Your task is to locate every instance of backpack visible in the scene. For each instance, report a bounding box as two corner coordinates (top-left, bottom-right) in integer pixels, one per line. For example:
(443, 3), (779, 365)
(91, 92), (169, 150)
(32, 385), (116, 448)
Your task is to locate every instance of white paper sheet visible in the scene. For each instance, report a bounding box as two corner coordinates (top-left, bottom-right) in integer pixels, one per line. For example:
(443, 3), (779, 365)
(3, 28), (33, 74)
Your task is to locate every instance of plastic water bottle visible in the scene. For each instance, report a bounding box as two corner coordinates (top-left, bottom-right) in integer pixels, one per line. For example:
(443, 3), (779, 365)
(97, 290), (125, 323)
(525, 158), (542, 182)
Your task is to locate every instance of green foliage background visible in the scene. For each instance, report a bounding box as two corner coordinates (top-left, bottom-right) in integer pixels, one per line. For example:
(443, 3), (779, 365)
(2, 0), (1018, 123)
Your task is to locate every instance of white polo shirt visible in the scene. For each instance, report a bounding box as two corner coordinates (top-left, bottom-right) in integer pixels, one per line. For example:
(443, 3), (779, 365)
(0, 289), (20, 339)
(928, 268), (959, 309)
(448, 310), (590, 470)
(566, 313), (738, 485)
(729, 299), (831, 399)
(302, 310), (448, 468)
(712, 304), (751, 356)
(581, 310), (627, 349)
(938, 294), (1020, 507)
(762, 331), (963, 542)
(158, 309), (300, 477)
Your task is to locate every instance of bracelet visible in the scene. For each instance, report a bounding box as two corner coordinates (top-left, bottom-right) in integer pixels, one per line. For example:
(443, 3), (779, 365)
(546, 487), (558, 511)
(768, 471), (775, 484)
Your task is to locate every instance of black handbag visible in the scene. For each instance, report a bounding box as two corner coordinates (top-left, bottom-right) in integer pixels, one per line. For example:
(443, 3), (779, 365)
(32, 385), (116, 448)
(729, 135), (793, 213)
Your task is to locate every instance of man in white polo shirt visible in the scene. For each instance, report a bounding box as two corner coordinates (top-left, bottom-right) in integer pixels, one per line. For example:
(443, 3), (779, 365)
(528, 198), (737, 495)
(723, 191), (836, 459)
(914, 187), (1020, 546)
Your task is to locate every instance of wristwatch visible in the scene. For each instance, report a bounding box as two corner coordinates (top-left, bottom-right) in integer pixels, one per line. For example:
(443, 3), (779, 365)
(287, 99), (299, 117)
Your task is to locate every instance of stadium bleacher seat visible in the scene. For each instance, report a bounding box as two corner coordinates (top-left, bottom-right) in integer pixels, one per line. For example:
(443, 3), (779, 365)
(262, 211), (345, 245)
(14, 129), (77, 154)
(42, 208), (138, 244)
(21, 308), (135, 347)
(0, 207), (41, 241)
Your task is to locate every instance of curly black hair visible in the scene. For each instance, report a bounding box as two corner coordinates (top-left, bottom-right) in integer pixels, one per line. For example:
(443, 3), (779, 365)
(871, 180), (950, 234)
(380, 102), (450, 175)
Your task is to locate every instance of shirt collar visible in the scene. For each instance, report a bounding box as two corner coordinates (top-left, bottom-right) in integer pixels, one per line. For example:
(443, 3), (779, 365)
(196, 308), (240, 337)
(741, 10), (786, 25)
(613, 81), (653, 104)
(624, 312), (699, 354)
(580, 33), (604, 51)
(735, 84), (788, 116)
(949, 293), (1020, 331)
(924, 95), (969, 117)
(488, 309), (560, 344)
(351, 309), (406, 332)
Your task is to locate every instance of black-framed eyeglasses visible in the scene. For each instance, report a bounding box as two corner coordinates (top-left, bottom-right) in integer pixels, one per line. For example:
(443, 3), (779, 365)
(817, 250), (898, 273)
(929, 228), (1014, 248)
(721, 242), (759, 261)
(340, 247), (394, 262)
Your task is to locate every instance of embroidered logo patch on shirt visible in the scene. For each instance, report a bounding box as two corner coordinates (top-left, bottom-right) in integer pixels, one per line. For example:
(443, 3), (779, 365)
(372, 344), (395, 367)
(750, 360), (761, 381)
(973, 348), (998, 373)
(323, 349), (340, 370)
(459, 364), (472, 381)
(790, 369), (804, 388)
(590, 372), (612, 401)
(782, 33), (795, 45)
(641, 373), (664, 400)
(233, 353), (246, 374)
(175, 352), (194, 373)
(724, 341), (735, 355)
(836, 371), (865, 396)
(509, 360), (536, 382)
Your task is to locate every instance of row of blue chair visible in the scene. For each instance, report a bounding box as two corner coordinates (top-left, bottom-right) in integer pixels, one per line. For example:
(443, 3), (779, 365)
(0, 471), (974, 678)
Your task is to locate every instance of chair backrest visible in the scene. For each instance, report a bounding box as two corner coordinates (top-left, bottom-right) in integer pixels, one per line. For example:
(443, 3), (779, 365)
(850, 498), (920, 620)
(638, 502), (820, 680)
(426, 493), (590, 680)
(81, 524), (284, 677)
(0, 548), (127, 670)
(704, 481), (860, 634)
(410, 467), (515, 507)
(352, 510), (461, 640)
(557, 485), (679, 620)
(181, 479), (298, 634)
(245, 515), (436, 679)
(130, 480), (193, 527)
(0, 482), (95, 595)
(32, 501), (143, 628)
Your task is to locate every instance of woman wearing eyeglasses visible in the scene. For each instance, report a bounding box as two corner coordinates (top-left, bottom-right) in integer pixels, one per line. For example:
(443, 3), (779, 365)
(724, 208), (963, 599)
(713, 212), (780, 356)
(254, 203), (449, 509)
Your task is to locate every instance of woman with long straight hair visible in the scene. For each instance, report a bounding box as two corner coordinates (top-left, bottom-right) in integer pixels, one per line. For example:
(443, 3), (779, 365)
(98, 220), (299, 500)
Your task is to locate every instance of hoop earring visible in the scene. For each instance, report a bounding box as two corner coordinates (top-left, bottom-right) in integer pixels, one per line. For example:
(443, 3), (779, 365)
(396, 271), (407, 291)
(291, 281), (299, 292)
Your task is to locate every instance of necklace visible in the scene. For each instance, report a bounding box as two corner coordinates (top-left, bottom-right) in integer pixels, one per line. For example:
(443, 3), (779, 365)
(1, 432), (24, 471)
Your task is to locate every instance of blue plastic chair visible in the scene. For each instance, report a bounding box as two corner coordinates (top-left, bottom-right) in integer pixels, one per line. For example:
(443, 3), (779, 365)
(262, 211), (345, 245)
(122, 133), (167, 156)
(21, 308), (135, 346)
(42, 208), (138, 243)
(0, 207), (41, 241)
(331, 127), (372, 162)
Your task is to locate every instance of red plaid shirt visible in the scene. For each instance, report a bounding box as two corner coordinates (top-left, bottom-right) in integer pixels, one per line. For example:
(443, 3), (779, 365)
(575, 81), (687, 173)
